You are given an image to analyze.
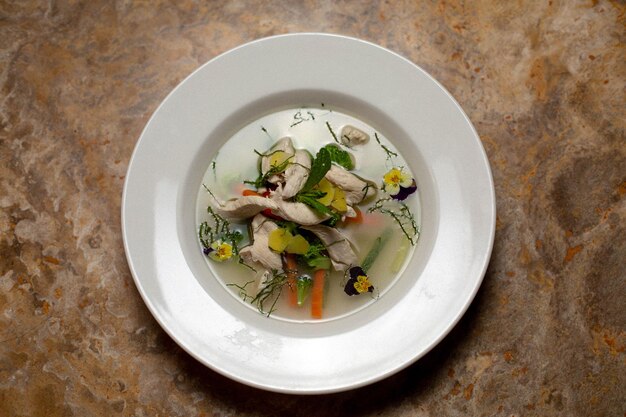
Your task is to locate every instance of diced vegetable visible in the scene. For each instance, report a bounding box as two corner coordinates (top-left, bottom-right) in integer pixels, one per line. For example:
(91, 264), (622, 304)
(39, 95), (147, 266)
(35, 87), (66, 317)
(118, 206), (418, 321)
(242, 189), (261, 197)
(268, 228), (293, 252)
(307, 256), (331, 270)
(391, 238), (410, 273)
(311, 269), (326, 319)
(296, 275), (313, 306)
(361, 228), (392, 273)
(316, 178), (335, 206)
(284, 254), (298, 307)
(285, 234), (310, 255)
(344, 206), (363, 224)
(302, 240), (332, 270)
(330, 187), (347, 212)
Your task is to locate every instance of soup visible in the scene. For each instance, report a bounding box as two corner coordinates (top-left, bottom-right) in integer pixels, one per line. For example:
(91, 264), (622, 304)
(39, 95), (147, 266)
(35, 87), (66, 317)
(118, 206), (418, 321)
(196, 107), (420, 321)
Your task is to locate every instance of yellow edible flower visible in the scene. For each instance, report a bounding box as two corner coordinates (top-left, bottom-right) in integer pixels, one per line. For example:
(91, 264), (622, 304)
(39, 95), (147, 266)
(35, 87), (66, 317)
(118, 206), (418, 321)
(209, 240), (233, 262)
(383, 168), (413, 195)
(353, 275), (373, 294)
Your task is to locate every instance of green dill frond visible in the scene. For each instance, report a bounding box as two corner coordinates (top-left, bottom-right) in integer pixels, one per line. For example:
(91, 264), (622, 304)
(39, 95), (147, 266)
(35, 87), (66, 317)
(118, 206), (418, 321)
(251, 271), (287, 317)
(227, 280), (255, 303)
(375, 132), (398, 160)
(199, 205), (244, 255)
(326, 121), (340, 144)
(368, 198), (419, 245)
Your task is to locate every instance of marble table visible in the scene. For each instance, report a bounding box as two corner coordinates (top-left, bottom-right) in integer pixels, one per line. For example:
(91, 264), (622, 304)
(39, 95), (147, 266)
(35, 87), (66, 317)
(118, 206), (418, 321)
(1, 1), (624, 416)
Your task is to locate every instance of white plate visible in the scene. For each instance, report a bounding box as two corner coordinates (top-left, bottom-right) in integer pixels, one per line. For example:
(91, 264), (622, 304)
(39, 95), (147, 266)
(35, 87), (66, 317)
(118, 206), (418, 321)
(122, 33), (495, 394)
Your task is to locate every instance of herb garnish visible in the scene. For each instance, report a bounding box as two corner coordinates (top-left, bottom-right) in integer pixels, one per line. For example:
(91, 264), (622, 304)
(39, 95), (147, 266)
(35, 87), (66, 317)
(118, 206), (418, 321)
(300, 147), (331, 192)
(301, 239), (332, 270)
(226, 280), (255, 302)
(368, 198), (419, 245)
(322, 144), (354, 170)
(251, 270), (287, 316)
(326, 121), (340, 144)
(375, 132), (398, 161)
(295, 190), (341, 226)
(244, 149), (293, 188)
(198, 206), (244, 256)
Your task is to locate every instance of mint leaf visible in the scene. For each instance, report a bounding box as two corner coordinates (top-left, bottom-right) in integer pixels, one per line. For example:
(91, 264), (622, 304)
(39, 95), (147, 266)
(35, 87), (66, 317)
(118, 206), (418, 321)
(322, 144), (354, 170)
(301, 147), (331, 191)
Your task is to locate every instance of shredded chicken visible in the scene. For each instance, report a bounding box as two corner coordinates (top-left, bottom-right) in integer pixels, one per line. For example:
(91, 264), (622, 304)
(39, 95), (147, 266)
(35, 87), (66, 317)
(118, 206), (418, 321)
(340, 125), (370, 147)
(216, 191), (328, 226)
(260, 137), (295, 184)
(239, 214), (282, 270)
(216, 195), (279, 220)
(302, 224), (357, 271)
(324, 165), (377, 206)
(281, 149), (311, 198)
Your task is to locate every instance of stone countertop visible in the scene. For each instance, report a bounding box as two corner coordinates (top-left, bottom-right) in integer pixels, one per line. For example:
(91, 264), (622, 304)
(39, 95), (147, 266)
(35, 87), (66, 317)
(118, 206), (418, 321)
(1, 1), (624, 416)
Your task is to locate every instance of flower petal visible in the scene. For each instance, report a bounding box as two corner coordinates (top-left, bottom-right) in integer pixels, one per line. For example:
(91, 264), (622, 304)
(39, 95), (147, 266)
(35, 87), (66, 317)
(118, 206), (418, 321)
(391, 180), (417, 201)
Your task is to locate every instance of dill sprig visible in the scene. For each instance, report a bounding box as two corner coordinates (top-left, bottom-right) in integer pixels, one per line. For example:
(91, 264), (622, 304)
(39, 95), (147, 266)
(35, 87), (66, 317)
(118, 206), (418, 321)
(326, 121), (340, 144)
(198, 204), (243, 255)
(226, 280), (255, 303)
(251, 271), (287, 317)
(244, 150), (293, 189)
(375, 132), (398, 161)
(368, 198), (419, 245)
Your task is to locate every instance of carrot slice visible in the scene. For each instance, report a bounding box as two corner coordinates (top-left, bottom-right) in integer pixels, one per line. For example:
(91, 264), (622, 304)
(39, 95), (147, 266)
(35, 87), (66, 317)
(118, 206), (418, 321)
(284, 254), (298, 307)
(311, 269), (326, 319)
(242, 189), (261, 197)
(344, 206), (363, 224)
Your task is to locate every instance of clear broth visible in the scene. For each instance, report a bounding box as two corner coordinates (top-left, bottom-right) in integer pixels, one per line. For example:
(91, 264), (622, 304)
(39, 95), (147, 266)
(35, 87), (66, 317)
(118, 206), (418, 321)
(196, 107), (421, 321)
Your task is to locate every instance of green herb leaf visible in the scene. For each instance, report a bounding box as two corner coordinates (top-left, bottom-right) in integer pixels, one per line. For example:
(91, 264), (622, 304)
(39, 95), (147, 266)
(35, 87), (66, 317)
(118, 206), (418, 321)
(301, 147), (331, 191)
(301, 240), (332, 270)
(322, 144), (354, 170)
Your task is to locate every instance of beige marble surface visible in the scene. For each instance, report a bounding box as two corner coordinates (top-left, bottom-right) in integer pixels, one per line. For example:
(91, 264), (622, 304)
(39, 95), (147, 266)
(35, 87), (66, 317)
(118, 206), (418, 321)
(1, 1), (625, 416)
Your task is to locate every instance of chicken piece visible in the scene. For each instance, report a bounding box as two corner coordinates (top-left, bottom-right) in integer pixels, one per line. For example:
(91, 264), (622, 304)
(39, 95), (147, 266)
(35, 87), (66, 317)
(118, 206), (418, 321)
(324, 165), (377, 206)
(302, 224), (357, 271)
(270, 184), (330, 225)
(260, 137), (295, 184)
(215, 195), (279, 220)
(281, 149), (312, 198)
(239, 214), (282, 271)
(340, 125), (369, 147)
(216, 192), (328, 226)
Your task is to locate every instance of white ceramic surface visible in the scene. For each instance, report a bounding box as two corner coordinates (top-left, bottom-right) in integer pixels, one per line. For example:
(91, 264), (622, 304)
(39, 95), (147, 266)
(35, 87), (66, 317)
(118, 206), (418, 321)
(122, 33), (495, 394)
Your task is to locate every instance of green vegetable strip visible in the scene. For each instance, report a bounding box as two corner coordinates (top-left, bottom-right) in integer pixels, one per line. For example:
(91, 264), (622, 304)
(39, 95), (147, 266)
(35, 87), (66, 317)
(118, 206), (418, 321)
(361, 228), (392, 273)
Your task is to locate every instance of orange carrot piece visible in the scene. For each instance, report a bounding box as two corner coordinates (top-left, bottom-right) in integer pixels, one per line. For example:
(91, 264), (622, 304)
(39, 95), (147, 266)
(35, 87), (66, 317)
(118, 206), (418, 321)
(361, 211), (385, 226)
(344, 206), (363, 224)
(242, 189), (261, 197)
(311, 269), (326, 319)
(284, 254), (298, 307)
